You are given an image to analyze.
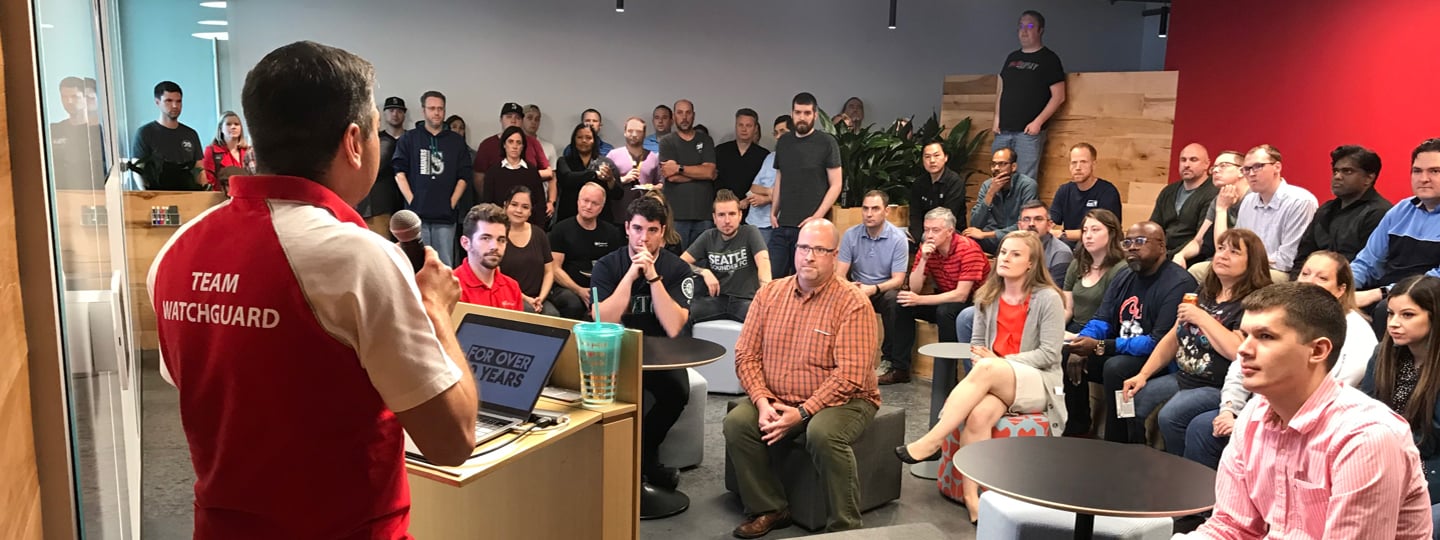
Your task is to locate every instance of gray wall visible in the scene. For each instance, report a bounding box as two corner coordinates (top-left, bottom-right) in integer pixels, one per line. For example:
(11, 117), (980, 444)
(227, 0), (1165, 148)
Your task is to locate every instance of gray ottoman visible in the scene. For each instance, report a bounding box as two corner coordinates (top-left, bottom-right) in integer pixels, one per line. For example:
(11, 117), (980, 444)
(724, 400), (904, 531)
(976, 491), (1173, 539)
(805, 522), (946, 539)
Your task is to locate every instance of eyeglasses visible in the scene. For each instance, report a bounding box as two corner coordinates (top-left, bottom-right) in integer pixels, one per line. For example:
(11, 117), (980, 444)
(991, 161), (1015, 167)
(1019, 215), (1049, 223)
(1121, 237), (1152, 249)
(1212, 162), (1240, 172)
(1019, 23), (1037, 30)
(1240, 162), (1276, 175)
(795, 244), (837, 257)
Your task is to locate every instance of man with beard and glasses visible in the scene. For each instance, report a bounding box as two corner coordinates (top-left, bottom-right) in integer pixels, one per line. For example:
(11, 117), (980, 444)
(660, 99), (719, 248)
(1069, 221), (1197, 443)
(966, 147), (1038, 254)
(769, 92), (842, 278)
(454, 203), (523, 310)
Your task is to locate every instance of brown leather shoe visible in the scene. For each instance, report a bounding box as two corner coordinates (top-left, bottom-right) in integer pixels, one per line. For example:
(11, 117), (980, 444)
(877, 368), (911, 385)
(733, 509), (793, 539)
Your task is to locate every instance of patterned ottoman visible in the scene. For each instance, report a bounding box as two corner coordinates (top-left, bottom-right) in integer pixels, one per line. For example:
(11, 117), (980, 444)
(937, 413), (1052, 502)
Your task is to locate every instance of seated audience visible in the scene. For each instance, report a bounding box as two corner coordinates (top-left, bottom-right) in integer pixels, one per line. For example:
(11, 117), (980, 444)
(474, 102), (554, 203)
(549, 182), (625, 319)
(1059, 209), (1126, 436)
(1122, 229), (1271, 455)
(454, 204), (522, 310)
(1183, 251), (1376, 470)
(201, 111), (255, 189)
(1018, 200), (1073, 284)
(1174, 150), (1249, 270)
(895, 231), (1065, 524)
(683, 189), (771, 323)
(1353, 139), (1440, 334)
(1233, 144), (1319, 275)
(1068, 221), (1197, 443)
(479, 126), (548, 228)
(556, 124), (621, 224)
(714, 109), (770, 219)
(641, 189), (685, 256)
(1360, 275), (1440, 535)
(1152, 143), (1218, 258)
(563, 108), (614, 156)
(837, 190), (909, 376)
(965, 148), (1037, 253)
(593, 196), (694, 496)
(1181, 283), (1431, 540)
(744, 115), (791, 245)
(909, 141), (968, 243)
(723, 219), (880, 536)
(1291, 145), (1391, 276)
(1051, 143), (1122, 247)
(883, 208), (991, 385)
(607, 116), (663, 224)
(497, 187), (559, 316)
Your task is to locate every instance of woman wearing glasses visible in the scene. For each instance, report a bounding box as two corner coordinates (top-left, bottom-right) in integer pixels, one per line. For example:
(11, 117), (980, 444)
(895, 231), (1066, 523)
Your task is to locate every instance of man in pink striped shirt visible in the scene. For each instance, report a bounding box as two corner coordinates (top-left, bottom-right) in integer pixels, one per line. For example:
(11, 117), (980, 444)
(1182, 282), (1431, 539)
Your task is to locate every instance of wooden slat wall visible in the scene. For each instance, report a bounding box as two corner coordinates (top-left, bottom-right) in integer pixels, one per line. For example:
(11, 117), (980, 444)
(941, 71), (1178, 224)
(0, 22), (45, 539)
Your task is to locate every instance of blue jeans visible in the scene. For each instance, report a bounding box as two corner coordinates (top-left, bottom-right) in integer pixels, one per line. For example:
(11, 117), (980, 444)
(992, 130), (1047, 182)
(1432, 504), (1440, 540)
(767, 225), (800, 278)
(1184, 409), (1230, 470)
(673, 219), (714, 250)
(1134, 375), (1221, 456)
(420, 222), (456, 267)
(954, 306), (977, 371)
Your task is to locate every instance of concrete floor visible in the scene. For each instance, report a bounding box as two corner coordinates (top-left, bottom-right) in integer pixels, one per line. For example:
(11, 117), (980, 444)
(138, 367), (977, 539)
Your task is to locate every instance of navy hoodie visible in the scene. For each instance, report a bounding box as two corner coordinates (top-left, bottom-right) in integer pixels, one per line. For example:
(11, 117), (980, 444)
(391, 127), (474, 223)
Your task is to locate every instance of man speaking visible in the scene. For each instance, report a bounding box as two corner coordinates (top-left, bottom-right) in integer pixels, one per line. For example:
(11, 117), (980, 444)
(146, 41), (478, 539)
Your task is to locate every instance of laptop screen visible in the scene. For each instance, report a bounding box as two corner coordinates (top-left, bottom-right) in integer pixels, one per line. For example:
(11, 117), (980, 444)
(455, 313), (571, 419)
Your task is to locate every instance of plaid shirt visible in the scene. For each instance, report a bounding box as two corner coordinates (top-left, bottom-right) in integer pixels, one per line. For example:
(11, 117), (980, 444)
(735, 275), (881, 414)
(916, 232), (990, 292)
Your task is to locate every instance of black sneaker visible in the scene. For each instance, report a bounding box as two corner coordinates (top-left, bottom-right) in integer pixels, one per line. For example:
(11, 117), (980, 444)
(644, 465), (680, 490)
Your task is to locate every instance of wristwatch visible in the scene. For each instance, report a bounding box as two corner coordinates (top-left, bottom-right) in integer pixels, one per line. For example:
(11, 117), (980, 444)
(1095, 339), (1107, 357)
(798, 406), (811, 422)
(678, 164), (686, 176)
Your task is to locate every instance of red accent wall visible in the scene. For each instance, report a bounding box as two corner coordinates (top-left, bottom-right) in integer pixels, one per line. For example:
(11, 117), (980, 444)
(1165, 0), (1440, 202)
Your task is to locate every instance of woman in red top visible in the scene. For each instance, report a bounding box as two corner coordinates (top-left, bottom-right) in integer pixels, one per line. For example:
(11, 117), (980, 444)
(201, 110), (255, 191)
(895, 230), (1067, 522)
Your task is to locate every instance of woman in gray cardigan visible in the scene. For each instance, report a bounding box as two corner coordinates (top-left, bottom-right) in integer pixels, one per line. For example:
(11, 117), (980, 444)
(896, 230), (1067, 521)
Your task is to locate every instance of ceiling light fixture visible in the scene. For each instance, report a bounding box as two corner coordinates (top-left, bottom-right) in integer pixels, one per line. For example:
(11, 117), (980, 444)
(1158, 6), (1170, 38)
(198, 20), (227, 26)
(616, 0), (624, 13)
(887, 0), (897, 29)
(199, 1), (226, 8)
(191, 31), (229, 40)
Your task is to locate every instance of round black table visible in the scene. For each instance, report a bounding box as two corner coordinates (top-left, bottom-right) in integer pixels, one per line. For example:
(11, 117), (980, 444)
(638, 335), (726, 520)
(952, 437), (1216, 539)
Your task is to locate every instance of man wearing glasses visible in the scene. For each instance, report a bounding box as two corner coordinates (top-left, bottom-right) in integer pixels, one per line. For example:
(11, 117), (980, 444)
(1019, 200), (1073, 284)
(884, 208), (991, 385)
(1069, 222), (1197, 443)
(992, 9), (1066, 182)
(1173, 150), (1249, 272)
(1232, 144), (1319, 276)
(724, 219), (881, 537)
(966, 148), (1038, 254)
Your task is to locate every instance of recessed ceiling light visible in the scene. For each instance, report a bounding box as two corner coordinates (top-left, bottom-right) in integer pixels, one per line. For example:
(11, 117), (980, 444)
(40, 23), (55, 29)
(191, 31), (229, 40)
(198, 20), (227, 26)
(200, 1), (227, 8)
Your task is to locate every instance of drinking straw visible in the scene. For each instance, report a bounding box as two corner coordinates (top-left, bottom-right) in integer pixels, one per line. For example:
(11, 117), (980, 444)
(591, 287), (601, 323)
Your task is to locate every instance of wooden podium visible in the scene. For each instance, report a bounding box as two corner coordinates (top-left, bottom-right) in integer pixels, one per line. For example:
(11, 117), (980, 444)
(405, 305), (642, 539)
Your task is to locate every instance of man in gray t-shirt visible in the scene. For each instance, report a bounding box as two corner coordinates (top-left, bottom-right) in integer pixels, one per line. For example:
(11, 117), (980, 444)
(768, 92), (842, 278)
(683, 190), (771, 323)
(660, 99), (719, 249)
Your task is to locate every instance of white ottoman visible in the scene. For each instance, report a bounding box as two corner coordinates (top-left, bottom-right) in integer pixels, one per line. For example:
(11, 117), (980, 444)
(657, 368), (707, 469)
(976, 491), (1172, 540)
(692, 320), (744, 394)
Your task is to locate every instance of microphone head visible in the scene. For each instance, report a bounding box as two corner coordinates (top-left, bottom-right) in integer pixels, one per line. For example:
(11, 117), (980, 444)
(390, 209), (423, 243)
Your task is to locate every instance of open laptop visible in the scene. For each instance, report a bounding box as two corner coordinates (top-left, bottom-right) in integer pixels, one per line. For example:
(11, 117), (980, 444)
(405, 312), (571, 458)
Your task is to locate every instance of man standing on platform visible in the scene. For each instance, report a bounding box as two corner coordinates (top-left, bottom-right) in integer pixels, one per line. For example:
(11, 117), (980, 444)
(1180, 283), (1431, 540)
(455, 203), (523, 311)
(909, 141), (967, 244)
(883, 208), (991, 385)
(593, 196), (695, 494)
(1050, 143), (1122, 247)
(1152, 143), (1218, 258)
(992, 9), (1066, 181)
(358, 96), (407, 238)
(645, 104), (673, 153)
(660, 99), (719, 248)
(966, 148), (1037, 254)
(716, 108), (771, 218)
(770, 92), (843, 278)
(724, 219), (880, 537)
(393, 90), (473, 266)
(549, 182), (625, 319)
(683, 190), (771, 324)
(148, 41), (478, 537)
(837, 190), (909, 378)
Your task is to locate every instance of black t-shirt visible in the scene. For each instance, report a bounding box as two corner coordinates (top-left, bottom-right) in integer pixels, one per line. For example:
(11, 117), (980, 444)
(133, 121), (203, 165)
(50, 120), (105, 190)
(998, 47), (1066, 133)
(1175, 296), (1244, 389)
(773, 131), (841, 227)
(910, 168), (968, 242)
(359, 129), (403, 217)
(499, 227), (553, 298)
(548, 217), (624, 288)
(659, 131), (718, 221)
(591, 247), (695, 337)
(714, 141), (770, 210)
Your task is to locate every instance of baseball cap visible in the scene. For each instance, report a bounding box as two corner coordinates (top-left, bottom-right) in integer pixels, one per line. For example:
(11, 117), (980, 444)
(500, 102), (524, 117)
(383, 97), (406, 111)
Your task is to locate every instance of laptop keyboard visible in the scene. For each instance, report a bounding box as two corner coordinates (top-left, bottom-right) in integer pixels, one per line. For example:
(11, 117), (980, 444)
(476, 415), (511, 435)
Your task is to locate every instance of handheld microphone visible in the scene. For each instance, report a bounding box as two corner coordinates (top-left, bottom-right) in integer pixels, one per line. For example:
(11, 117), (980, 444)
(389, 209), (426, 272)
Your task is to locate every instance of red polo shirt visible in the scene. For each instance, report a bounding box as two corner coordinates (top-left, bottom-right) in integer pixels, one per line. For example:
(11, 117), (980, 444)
(454, 258), (524, 310)
(915, 232), (990, 292)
